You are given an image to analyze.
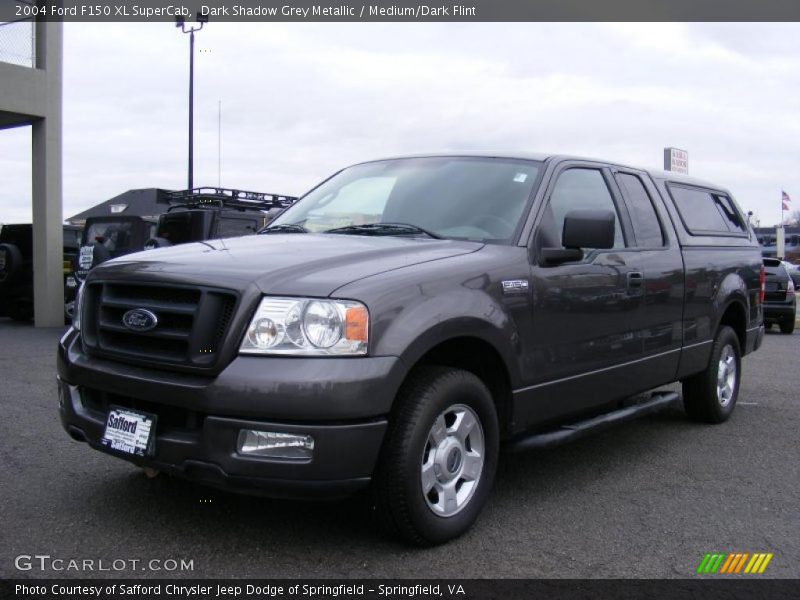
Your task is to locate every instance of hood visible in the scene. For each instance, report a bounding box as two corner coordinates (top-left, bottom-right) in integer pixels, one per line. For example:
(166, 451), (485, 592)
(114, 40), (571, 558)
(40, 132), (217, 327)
(92, 233), (483, 296)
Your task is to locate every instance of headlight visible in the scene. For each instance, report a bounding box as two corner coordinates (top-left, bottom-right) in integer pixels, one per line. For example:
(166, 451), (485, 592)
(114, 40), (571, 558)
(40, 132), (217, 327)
(240, 297), (368, 356)
(72, 283), (85, 331)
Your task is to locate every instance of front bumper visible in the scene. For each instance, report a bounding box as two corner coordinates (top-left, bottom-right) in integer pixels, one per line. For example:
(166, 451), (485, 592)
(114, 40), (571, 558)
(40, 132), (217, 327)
(57, 329), (404, 499)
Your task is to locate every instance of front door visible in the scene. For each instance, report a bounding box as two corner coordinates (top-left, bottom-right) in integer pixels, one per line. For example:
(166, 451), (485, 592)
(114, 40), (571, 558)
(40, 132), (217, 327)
(516, 163), (644, 428)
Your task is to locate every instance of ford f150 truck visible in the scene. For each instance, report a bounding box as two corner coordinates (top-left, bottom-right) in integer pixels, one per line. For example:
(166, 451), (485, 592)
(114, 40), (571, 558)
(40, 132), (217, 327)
(58, 154), (764, 545)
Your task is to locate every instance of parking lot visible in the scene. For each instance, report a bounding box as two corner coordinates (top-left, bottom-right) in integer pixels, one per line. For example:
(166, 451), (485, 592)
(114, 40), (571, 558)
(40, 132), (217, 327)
(0, 318), (798, 579)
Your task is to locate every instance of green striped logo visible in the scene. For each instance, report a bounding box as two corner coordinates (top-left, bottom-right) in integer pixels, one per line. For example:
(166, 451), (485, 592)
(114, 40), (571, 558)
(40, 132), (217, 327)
(696, 552), (773, 574)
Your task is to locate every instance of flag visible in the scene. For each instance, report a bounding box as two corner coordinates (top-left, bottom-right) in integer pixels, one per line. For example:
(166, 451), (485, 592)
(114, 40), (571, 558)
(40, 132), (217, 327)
(782, 190), (791, 211)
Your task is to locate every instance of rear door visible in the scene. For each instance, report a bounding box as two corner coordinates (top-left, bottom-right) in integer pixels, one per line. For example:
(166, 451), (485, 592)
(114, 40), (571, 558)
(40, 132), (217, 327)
(609, 168), (684, 382)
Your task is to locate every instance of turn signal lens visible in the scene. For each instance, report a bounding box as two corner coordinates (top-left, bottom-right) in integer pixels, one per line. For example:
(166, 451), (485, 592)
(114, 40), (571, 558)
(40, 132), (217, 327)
(759, 264), (766, 304)
(345, 306), (369, 342)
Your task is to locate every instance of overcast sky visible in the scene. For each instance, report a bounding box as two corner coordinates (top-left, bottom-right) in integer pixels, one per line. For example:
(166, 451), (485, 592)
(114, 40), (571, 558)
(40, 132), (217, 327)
(1, 22), (798, 226)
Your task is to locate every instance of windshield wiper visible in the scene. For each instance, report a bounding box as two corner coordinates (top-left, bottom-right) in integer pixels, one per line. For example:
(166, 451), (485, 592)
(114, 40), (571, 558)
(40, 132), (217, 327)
(324, 222), (443, 239)
(259, 223), (308, 234)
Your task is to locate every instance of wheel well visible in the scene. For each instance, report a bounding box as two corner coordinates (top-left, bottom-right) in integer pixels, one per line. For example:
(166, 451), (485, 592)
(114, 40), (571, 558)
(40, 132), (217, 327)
(413, 337), (513, 438)
(719, 300), (747, 350)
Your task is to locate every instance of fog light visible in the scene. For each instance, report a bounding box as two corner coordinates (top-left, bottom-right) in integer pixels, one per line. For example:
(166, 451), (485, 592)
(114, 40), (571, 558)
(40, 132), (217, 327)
(237, 430), (315, 459)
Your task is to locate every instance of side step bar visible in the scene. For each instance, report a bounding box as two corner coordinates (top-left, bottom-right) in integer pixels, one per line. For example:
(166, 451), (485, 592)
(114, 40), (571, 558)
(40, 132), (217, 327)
(506, 391), (680, 452)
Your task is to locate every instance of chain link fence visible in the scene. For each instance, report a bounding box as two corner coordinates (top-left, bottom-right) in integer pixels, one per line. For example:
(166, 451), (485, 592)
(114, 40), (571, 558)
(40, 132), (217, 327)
(0, 17), (35, 67)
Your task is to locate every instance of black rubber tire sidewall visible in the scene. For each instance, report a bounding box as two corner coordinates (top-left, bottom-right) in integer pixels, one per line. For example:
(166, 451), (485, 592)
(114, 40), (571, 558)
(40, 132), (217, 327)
(374, 366), (499, 546)
(682, 325), (741, 423)
(779, 318), (795, 334)
(90, 243), (111, 267)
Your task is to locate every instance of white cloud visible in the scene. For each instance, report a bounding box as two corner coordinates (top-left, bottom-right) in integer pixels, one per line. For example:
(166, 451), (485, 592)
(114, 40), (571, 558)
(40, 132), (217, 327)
(0, 22), (798, 226)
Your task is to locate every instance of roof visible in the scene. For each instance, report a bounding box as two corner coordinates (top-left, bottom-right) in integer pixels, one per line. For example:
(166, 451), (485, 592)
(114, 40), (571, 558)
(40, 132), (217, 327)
(352, 152), (727, 191)
(66, 188), (173, 225)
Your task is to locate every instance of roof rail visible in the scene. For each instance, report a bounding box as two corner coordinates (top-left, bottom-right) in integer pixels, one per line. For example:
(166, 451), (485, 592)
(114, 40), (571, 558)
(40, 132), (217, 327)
(164, 187), (299, 212)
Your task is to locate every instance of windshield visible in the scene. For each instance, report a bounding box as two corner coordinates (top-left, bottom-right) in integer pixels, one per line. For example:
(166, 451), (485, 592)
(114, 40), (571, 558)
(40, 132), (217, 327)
(269, 157), (541, 243)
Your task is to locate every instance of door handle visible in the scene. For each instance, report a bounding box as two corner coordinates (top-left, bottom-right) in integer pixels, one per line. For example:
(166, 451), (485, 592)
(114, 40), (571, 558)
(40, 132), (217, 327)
(627, 271), (644, 288)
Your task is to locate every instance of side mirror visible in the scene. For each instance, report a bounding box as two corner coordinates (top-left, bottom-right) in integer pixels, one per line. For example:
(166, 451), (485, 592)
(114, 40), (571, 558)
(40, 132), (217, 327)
(540, 209), (616, 266)
(562, 209), (616, 249)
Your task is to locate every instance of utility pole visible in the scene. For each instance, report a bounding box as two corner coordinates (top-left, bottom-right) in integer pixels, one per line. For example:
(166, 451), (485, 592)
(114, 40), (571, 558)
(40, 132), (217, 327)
(176, 13), (208, 190)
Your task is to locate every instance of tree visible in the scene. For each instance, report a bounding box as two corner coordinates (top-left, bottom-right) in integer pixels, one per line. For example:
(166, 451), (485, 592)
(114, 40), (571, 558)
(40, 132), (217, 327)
(790, 209), (800, 227)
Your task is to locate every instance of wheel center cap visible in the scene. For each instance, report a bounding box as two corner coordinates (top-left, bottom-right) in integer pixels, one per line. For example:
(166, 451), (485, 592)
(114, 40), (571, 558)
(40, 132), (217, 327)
(446, 447), (462, 474)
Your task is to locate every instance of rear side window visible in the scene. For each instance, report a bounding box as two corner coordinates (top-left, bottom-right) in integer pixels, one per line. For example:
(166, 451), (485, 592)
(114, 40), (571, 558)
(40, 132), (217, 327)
(615, 173), (664, 247)
(669, 185), (747, 235)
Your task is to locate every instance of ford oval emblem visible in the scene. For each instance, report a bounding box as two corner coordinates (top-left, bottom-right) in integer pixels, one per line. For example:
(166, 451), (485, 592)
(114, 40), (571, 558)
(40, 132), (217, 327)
(122, 308), (158, 332)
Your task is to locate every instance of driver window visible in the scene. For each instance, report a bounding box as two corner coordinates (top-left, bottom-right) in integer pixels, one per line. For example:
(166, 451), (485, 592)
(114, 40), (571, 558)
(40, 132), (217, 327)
(545, 168), (625, 249)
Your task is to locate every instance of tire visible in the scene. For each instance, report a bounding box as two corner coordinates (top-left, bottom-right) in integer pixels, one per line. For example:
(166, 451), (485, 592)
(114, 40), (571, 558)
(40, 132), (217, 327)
(0, 243), (24, 286)
(780, 318), (795, 334)
(682, 325), (741, 423)
(372, 366), (499, 546)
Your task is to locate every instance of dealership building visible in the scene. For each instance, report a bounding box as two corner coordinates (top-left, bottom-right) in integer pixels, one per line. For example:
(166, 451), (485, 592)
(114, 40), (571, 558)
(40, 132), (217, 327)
(0, 17), (63, 326)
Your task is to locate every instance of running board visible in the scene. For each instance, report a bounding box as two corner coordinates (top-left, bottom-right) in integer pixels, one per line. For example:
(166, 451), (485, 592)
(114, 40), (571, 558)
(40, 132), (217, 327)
(506, 391), (680, 452)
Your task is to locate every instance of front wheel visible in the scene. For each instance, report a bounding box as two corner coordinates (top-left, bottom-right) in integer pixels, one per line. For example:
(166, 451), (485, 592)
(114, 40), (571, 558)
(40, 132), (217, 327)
(682, 325), (741, 423)
(372, 366), (499, 546)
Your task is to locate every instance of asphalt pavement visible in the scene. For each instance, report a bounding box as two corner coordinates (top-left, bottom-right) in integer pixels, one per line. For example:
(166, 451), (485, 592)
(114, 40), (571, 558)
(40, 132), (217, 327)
(0, 319), (798, 579)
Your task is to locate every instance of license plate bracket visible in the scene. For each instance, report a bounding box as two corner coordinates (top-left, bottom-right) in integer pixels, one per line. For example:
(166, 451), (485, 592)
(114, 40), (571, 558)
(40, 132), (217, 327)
(100, 406), (157, 458)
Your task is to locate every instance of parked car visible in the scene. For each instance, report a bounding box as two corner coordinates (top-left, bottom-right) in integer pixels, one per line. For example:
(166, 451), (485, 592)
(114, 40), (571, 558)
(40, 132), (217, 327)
(780, 260), (800, 288)
(59, 154), (764, 545)
(69, 189), (296, 316)
(74, 216), (158, 281)
(0, 223), (82, 321)
(142, 187), (297, 250)
(763, 258), (796, 334)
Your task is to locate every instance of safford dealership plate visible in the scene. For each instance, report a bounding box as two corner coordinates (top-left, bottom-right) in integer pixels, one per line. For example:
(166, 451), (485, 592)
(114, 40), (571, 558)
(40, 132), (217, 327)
(100, 406), (157, 457)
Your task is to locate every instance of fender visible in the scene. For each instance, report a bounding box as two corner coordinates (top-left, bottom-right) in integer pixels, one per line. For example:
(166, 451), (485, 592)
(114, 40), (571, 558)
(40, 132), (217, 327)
(713, 271), (750, 334)
(371, 289), (523, 389)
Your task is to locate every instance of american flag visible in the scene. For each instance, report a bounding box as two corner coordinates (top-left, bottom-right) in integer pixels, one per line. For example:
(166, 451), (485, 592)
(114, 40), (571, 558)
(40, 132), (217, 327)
(782, 190), (791, 211)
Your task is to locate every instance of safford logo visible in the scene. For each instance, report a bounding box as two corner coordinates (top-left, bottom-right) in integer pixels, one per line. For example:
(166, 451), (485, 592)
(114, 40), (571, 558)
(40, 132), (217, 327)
(122, 308), (158, 332)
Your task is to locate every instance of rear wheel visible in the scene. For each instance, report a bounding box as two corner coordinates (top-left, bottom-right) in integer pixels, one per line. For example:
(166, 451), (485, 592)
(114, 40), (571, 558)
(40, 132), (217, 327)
(372, 366), (499, 546)
(779, 319), (795, 334)
(682, 325), (741, 423)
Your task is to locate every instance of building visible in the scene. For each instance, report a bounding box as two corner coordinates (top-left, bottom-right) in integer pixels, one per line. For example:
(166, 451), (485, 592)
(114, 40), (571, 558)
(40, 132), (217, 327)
(0, 17), (63, 326)
(754, 226), (800, 262)
(67, 188), (173, 226)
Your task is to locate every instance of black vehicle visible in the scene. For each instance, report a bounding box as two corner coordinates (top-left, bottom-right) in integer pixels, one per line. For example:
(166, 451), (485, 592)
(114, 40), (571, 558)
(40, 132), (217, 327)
(0, 223), (82, 322)
(59, 154), (764, 545)
(143, 187), (297, 250)
(74, 215), (158, 283)
(762, 258), (796, 334)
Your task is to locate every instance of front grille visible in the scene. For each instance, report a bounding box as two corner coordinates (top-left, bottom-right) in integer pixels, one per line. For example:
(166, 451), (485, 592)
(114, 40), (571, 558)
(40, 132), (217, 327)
(81, 387), (204, 435)
(82, 281), (238, 372)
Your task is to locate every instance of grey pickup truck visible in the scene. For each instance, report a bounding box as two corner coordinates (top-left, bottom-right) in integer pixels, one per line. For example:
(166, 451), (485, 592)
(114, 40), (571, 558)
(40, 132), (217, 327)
(58, 154), (764, 545)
